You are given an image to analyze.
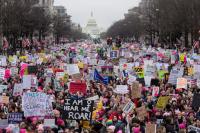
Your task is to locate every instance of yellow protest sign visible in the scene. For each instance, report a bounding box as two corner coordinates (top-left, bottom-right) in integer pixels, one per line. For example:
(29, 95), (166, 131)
(188, 67), (194, 76)
(156, 96), (170, 109)
(19, 56), (27, 61)
(134, 67), (144, 78)
(180, 53), (185, 62)
(77, 62), (84, 69)
(8, 56), (14, 62)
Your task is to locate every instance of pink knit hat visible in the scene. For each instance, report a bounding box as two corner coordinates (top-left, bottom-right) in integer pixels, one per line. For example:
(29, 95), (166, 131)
(132, 127), (140, 133)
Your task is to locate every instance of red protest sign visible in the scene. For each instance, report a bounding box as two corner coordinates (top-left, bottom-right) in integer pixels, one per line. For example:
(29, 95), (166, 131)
(69, 82), (87, 94)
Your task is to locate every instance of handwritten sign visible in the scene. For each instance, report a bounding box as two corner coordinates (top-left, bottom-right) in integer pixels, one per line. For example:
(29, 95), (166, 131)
(0, 96), (9, 104)
(176, 78), (187, 89)
(22, 92), (47, 117)
(13, 84), (23, 96)
(62, 99), (94, 121)
(123, 101), (135, 114)
(69, 82), (87, 94)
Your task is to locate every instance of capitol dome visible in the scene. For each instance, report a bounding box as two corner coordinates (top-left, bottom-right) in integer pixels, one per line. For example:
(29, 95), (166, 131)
(83, 12), (101, 39)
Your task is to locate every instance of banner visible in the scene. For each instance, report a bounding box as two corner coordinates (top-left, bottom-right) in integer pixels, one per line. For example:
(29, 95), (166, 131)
(8, 113), (23, 124)
(156, 96), (170, 109)
(62, 99), (94, 121)
(69, 82), (87, 94)
(176, 78), (187, 89)
(22, 92), (47, 117)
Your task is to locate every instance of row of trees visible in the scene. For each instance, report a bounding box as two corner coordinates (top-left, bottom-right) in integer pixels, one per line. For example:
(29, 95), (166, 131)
(106, 0), (200, 47)
(0, 0), (86, 47)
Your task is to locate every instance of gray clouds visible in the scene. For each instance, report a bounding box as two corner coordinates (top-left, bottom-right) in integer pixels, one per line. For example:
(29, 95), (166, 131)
(54, 0), (141, 30)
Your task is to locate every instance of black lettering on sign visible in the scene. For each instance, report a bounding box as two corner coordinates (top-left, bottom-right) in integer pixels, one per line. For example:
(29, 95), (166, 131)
(62, 99), (94, 121)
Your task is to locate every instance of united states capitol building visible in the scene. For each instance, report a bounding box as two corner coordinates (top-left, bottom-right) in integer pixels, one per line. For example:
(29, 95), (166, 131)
(83, 13), (103, 39)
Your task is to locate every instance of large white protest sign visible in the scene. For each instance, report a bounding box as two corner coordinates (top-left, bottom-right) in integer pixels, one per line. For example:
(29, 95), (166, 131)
(22, 92), (47, 117)
(13, 84), (23, 96)
(66, 64), (80, 75)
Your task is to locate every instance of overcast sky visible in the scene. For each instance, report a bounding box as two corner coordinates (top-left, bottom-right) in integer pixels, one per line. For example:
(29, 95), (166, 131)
(54, 0), (141, 30)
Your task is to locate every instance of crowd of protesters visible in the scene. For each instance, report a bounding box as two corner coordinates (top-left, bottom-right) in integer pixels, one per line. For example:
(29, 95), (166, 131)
(0, 38), (200, 133)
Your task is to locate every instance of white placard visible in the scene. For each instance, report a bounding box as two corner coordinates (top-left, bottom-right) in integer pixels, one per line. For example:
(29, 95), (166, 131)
(66, 64), (80, 75)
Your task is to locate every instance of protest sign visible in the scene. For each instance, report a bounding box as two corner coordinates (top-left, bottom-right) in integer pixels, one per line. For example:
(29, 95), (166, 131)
(44, 119), (56, 127)
(113, 85), (129, 94)
(0, 119), (8, 128)
(22, 75), (32, 89)
(134, 67), (144, 78)
(62, 99), (94, 121)
(31, 76), (38, 88)
(110, 50), (118, 58)
(13, 84), (23, 96)
(45, 68), (53, 77)
(152, 87), (159, 97)
(188, 125), (200, 132)
(66, 64), (80, 75)
(0, 85), (7, 93)
(144, 76), (152, 87)
(145, 123), (156, 133)
(0, 96), (9, 104)
(136, 106), (147, 120)
(156, 96), (170, 109)
(10, 67), (18, 76)
(0, 56), (7, 66)
(22, 92), (47, 117)
(8, 113), (23, 124)
(54, 79), (63, 91)
(127, 75), (136, 85)
(192, 93), (200, 108)
(168, 68), (183, 85)
(86, 95), (99, 101)
(56, 72), (65, 80)
(176, 78), (187, 89)
(123, 101), (135, 114)
(132, 81), (141, 98)
(0, 68), (5, 79)
(69, 82), (87, 94)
